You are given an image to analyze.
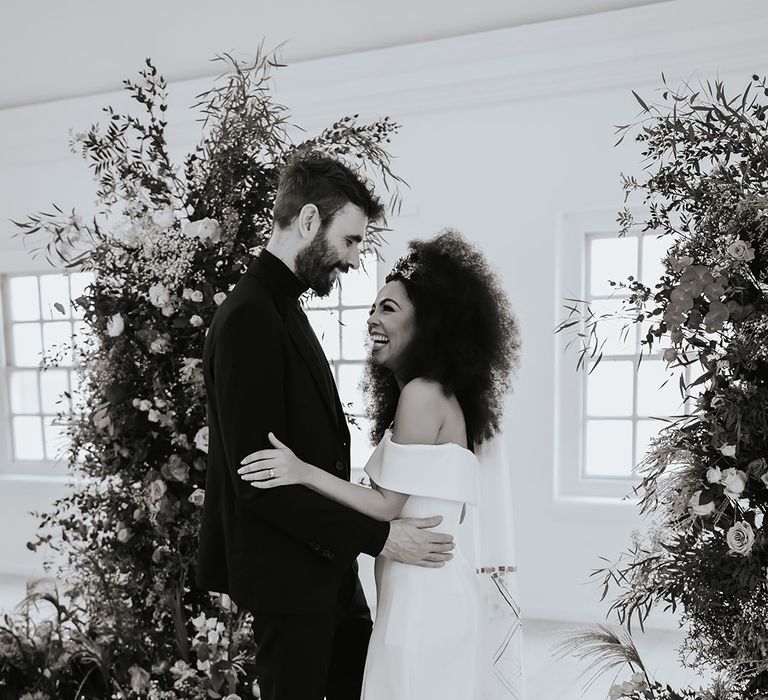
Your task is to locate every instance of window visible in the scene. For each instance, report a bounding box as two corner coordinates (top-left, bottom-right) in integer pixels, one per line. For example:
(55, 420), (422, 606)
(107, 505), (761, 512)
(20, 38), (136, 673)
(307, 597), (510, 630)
(1, 270), (94, 474)
(303, 255), (379, 476)
(556, 209), (695, 501)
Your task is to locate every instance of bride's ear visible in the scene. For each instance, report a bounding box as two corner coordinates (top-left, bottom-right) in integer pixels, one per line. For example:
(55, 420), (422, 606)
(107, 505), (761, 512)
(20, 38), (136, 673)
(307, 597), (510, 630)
(297, 203), (321, 240)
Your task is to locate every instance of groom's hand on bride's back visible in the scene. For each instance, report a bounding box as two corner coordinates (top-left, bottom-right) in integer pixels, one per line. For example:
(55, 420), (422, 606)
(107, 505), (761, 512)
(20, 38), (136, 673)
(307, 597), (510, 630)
(380, 516), (454, 567)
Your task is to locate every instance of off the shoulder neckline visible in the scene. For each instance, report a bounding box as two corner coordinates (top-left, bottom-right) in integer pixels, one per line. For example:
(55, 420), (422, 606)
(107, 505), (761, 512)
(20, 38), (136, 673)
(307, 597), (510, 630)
(383, 429), (475, 457)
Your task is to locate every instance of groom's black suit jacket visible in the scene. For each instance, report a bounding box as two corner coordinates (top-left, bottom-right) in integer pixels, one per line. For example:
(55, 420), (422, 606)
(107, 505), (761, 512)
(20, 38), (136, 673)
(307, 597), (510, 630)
(197, 250), (390, 614)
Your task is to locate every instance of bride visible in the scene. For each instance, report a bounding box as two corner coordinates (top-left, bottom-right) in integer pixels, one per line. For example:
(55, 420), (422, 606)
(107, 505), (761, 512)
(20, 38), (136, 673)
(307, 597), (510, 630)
(238, 230), (522, 698)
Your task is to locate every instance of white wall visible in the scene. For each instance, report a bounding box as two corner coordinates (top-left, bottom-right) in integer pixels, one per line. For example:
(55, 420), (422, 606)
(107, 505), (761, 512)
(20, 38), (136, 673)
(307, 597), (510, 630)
(2, 0), (767, 623)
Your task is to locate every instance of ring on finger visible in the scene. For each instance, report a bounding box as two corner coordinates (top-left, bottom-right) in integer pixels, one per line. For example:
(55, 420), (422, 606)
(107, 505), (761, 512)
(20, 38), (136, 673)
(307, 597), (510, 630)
(268, 468), (275, 479)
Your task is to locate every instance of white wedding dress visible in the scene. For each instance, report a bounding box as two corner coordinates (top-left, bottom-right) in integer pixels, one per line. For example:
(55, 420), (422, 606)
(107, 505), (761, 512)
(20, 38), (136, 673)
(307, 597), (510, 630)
(360, 430), (511, 699)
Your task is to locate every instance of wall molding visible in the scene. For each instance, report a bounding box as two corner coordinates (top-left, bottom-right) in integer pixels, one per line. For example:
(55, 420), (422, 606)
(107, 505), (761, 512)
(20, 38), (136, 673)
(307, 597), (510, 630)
(2, 0), (768, 169)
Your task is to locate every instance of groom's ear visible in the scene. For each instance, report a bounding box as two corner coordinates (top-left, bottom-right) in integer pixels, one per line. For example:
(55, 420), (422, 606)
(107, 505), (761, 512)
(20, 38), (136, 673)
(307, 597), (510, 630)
(297, 203), (321, 240)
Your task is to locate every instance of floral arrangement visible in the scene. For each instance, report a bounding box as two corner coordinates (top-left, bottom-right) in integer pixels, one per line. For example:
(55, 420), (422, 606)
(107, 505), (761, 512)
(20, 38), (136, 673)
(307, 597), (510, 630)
(1, 50), (402, 699)
(556, 75), (768, 698)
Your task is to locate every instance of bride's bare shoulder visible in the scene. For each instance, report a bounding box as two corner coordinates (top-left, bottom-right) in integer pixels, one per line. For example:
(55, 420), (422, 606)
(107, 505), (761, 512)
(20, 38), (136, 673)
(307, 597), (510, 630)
(392, 378), (449, 444)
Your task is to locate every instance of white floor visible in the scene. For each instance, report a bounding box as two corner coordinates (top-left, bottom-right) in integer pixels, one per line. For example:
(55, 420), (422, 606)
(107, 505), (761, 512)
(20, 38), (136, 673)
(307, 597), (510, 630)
(0, 576), (706, 699)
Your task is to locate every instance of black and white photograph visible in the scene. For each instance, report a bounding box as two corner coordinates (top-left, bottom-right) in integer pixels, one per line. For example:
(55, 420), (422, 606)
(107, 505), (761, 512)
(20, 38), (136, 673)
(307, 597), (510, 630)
(1, 1), (768, 698)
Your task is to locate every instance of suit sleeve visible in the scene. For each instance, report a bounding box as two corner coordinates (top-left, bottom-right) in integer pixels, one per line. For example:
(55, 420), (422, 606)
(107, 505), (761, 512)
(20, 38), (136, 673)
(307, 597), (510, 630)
(212, 303), (390, 565)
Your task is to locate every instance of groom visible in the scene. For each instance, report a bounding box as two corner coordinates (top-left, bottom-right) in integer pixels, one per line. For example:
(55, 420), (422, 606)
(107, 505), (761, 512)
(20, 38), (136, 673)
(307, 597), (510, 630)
(197, 151), (455, 700)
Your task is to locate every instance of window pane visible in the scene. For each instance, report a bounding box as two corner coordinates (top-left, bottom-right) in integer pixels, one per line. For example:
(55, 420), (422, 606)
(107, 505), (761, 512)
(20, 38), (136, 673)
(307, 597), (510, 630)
(304, 287), (339, 310)
(636, 360), (685, 417)
(42, 321), (74, 366)
(337, 363), (366, 417)
(585, 419), (633, 477)
(12, 416), (44, 460)
(40, 369), (70, 414)
(589, 236), (638, 297)
(306, 309), (340, 359)
(10, 370), (40, 414)
(340, 309), (371, 360)
(586, 360), (634, 416)
(587, 298), (636, 356)
(43, 416), (69, 461)
(339, 260), (378, 307)
(40, 274), (71, 319)
(8, 276), (40, 321)
(636, 418), (668, 466)
(640, 234), (669, 289)
(11, 323), (43, 367)
(68, 272), (94, 320)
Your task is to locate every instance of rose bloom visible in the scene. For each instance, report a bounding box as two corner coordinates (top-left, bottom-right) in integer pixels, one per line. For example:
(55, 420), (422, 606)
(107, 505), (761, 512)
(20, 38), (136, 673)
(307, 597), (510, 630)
(190, 314), (204, 327)
(727, 239), (755, 262)
(194, 426), (209, 453)
(726, 521), (755, 556)
(188, 488), (205, 507)
(116, 527), (131, 543)
(706, 466), (722, 484)
(721, 467), (747, 497)
(150, 335), (171, 354)
(688, 490), (715, 516)
(719, 443), (737, 458)
(106, 313), (125, 337)
(148, 283), (171, 308)
(149, 478), (167, 502)
(190, 290), (204, 303)
(182, 218), (221, 243)
(214, 291), (227, 305)
(761, 473), (768, 489)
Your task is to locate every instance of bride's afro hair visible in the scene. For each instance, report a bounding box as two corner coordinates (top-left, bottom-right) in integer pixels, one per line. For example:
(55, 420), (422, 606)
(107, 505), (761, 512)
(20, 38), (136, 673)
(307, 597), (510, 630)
(362, 229), (520, 446)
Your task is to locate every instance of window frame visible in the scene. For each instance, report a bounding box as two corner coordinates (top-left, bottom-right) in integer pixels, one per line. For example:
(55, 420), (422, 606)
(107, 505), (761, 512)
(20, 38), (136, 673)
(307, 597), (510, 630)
(0, 257), (88, 479)
(302, 253), (380, 480)
(554, 207), (694, 504)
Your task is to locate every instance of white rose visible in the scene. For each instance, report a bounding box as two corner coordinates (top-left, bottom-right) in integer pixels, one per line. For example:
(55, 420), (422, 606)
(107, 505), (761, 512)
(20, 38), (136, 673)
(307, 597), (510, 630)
(106, 313), (125, 337)
(161, 304), (175, 317)
(190, 315), (204, 327)
(182, 218), (221, 243)
(688, 490), (715, 516)
(196, 658), (211, 673)
(726, 521), (755, 555)
(147, 409), (161, 423)
(182, 288), (194, 300)
(194, 426), (209, 453)
(116, 528), (131, 543)
(719, 444), (737, 458)
(188, 488), (205, 507)
(721, 468), (747, 497)
(151, 207), (175, 230)
(149, 479), (167, 502)
(187, 290), (202, 303)
(208, 629), (220, 645)
(148, 283), (171, 308)
(214, 291), (227, 305)
(727, 239), (755, 262)
(706, 466), (722, 484)
(150, 335), (170, 354)
(761, 473), (768, 489)
(138, 399), (152, 411)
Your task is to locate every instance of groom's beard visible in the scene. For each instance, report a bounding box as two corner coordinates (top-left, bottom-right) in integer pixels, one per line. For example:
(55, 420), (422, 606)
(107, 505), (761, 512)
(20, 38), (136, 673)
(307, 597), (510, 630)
(295, 226), (348, 296)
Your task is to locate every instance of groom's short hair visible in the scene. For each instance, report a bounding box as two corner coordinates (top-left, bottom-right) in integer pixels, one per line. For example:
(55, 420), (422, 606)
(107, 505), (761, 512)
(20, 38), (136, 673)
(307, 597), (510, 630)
(273, 150), (384, 229)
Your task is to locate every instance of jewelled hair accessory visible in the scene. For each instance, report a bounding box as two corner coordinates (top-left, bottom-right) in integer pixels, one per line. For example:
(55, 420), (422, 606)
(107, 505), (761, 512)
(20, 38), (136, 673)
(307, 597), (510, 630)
(388, 252), (420, 281)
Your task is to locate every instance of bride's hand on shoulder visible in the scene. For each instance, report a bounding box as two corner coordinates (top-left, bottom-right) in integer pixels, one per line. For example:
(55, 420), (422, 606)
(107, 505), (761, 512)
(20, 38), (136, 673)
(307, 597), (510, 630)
(237, 433), (312, 489)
